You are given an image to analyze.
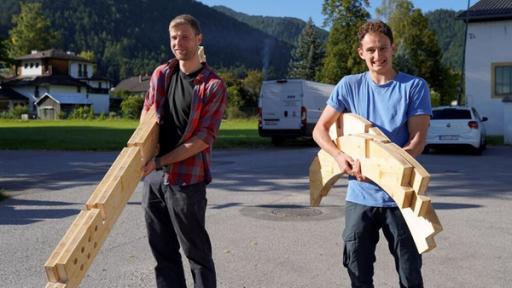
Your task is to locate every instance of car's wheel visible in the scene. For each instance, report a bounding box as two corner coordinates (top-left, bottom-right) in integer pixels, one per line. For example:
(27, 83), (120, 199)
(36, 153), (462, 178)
(474, 137), (487, 155)
(480, 137), (487, 151)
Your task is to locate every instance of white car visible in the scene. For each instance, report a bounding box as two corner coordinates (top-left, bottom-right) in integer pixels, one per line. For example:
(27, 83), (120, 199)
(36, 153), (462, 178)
(425, 106), (488, 154)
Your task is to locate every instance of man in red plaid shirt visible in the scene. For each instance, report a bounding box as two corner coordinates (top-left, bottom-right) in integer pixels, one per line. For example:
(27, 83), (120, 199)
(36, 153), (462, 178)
(141, 14), (227, 288)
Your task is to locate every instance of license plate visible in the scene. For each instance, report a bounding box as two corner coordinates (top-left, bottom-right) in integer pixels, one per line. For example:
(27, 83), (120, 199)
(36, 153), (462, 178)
(439, 135), (458, 140)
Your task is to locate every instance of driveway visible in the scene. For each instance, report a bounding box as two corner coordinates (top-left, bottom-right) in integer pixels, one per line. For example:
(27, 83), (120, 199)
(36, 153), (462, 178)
(0, 146), (511, 287)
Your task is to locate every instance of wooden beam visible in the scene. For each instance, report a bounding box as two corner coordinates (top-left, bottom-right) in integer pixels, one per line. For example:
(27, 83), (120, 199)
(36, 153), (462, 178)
(44, 107), (158, 287)
(309, 113), (443, 254)
(342, 113), (372, 135)
(45, 209), (106, 287)
(309, 150), (342, 206)
(127, 108), (159, 164)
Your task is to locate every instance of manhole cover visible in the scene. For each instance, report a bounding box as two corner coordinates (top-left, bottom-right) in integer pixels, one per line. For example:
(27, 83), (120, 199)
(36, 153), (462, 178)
(270, 207), (323, 218)
(240, 205), (344, 222)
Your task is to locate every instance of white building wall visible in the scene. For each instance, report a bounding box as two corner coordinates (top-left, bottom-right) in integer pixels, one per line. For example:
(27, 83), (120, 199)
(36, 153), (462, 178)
(504, 102), (512, 144)
(49, 85), (87, 98)
(12, 85), (88, 113)
(69, 62), (94, 78)
(87, 80), (110, 89)
(20, 60), (43, 76)
(465, 20), (512, 135)
(89, 94), (110, 114)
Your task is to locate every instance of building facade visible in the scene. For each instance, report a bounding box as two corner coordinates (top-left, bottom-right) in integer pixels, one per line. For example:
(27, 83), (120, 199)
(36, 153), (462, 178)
(1, 49), (111, 119)
(459, 0), (512, 140)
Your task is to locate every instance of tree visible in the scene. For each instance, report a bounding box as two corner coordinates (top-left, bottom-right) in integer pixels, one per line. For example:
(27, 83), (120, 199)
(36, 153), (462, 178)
(242, 69), (263, 107)
(79, 50), (95, 61)
(375, 0), (408, 21)
(0, 40), (9, 63)
(386, 1), (455, 104)
(426, 9), (465, 72)
(318, 0), (370, 84)
(6, 2), (60, 58)
(288, 18), (324, 80)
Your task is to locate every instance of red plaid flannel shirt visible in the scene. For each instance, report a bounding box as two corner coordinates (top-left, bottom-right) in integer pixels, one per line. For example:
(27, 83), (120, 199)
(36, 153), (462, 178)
(143, 59), (227, 185)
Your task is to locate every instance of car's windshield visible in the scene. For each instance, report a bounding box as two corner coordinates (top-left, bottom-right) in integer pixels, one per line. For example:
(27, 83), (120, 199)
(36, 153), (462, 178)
(432, 109), (471, 120)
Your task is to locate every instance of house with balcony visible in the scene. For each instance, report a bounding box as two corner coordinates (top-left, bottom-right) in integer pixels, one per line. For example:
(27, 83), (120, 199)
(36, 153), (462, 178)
(1, 49), (111, 119)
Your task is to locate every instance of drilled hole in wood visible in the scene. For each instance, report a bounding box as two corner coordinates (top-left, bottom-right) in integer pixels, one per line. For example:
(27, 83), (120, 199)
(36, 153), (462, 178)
(81, 247), (85, 253)
(74, 258), (78, 265)
(80, 264), (84, 271)
(87, 253), (91, 259)
(88, 235), (92, 242)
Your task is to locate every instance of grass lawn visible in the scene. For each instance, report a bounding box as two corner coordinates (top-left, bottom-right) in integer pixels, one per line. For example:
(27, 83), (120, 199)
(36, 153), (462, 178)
(0, 118), (270, 151)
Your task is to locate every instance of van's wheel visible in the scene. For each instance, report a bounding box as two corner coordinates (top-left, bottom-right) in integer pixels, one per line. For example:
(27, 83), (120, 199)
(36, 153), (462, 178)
(271, 136), (286, 146)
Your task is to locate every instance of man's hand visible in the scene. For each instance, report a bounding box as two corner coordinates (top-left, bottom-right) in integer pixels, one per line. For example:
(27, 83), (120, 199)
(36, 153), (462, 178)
(334, 152), (365, 181)
(142, 159), (156, 177)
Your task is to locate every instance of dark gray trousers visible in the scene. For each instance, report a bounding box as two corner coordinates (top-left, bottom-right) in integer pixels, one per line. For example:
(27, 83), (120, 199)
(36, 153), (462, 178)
(343, 201), (423, 288)
(142, 171), (216, 288)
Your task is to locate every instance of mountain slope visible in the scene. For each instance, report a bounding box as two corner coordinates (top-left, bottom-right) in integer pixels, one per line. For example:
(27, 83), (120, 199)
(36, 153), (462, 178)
(213, 5), (329, 46)
(0, 0), (292, 81)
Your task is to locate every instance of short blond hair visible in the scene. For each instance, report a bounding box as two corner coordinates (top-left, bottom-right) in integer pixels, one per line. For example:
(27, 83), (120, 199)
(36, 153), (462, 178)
(169, 14), (201, 35)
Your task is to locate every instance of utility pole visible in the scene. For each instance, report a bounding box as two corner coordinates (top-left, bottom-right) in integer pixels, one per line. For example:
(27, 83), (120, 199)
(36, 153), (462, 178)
(459, 0), (471, 106)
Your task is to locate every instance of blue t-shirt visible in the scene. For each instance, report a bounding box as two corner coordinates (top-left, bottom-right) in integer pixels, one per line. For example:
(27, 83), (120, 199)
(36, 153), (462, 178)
(327, 71), (432, 207)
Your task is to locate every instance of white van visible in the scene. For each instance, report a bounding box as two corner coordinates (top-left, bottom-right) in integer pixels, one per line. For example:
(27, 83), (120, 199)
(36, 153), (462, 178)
(258, 79), (335, 144)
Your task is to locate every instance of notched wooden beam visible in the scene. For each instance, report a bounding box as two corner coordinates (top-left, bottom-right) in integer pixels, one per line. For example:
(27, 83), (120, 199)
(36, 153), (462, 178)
(309, 113), (443, 254)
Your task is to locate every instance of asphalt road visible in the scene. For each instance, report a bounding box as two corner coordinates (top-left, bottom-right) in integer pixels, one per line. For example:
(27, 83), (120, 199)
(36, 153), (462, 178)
(1, 146), (511, 288)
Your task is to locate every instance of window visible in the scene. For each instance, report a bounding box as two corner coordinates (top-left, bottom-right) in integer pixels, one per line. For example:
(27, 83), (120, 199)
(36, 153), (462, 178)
(492, 63), (512, 98)
(98, 82), (102, 89)
(77, 86), (81, 93)
(24, 63), (28, 69)
(78, 64), (82, 77)
(35, 63), (39, 68)
(83, 64), (88, 77)
(432, 108), (471, 120)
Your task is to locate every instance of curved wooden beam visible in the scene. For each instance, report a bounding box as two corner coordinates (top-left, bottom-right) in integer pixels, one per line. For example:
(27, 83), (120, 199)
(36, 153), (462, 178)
(309, 113), (442, 253)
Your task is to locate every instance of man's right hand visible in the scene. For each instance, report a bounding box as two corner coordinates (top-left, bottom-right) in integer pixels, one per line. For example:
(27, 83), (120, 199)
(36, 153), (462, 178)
(334, 152), (365, 181)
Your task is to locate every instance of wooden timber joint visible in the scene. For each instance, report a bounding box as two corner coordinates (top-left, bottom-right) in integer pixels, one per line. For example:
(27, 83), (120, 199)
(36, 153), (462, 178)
(44, 108), (159, 287)
(309, 113), (442, 254)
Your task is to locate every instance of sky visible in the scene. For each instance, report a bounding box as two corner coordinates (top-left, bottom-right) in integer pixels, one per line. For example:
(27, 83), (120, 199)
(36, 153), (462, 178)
(198, 0), (478, 28)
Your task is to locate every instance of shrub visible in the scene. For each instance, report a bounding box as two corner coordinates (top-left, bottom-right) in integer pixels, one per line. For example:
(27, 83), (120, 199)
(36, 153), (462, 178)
(70, 106), (94, 119)
(120, 95), (144, 119)
(0, 105), (29, 119)
(108, 111), (118, 119)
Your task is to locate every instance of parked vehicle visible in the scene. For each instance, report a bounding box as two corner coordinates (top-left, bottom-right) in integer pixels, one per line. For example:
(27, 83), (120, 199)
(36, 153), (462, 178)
(258, 79), (334, 145)
(425, 106), (488, 154)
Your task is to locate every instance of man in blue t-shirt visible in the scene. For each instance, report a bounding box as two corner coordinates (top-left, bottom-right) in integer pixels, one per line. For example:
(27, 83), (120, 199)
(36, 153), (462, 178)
(313, 20), (431, 288)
